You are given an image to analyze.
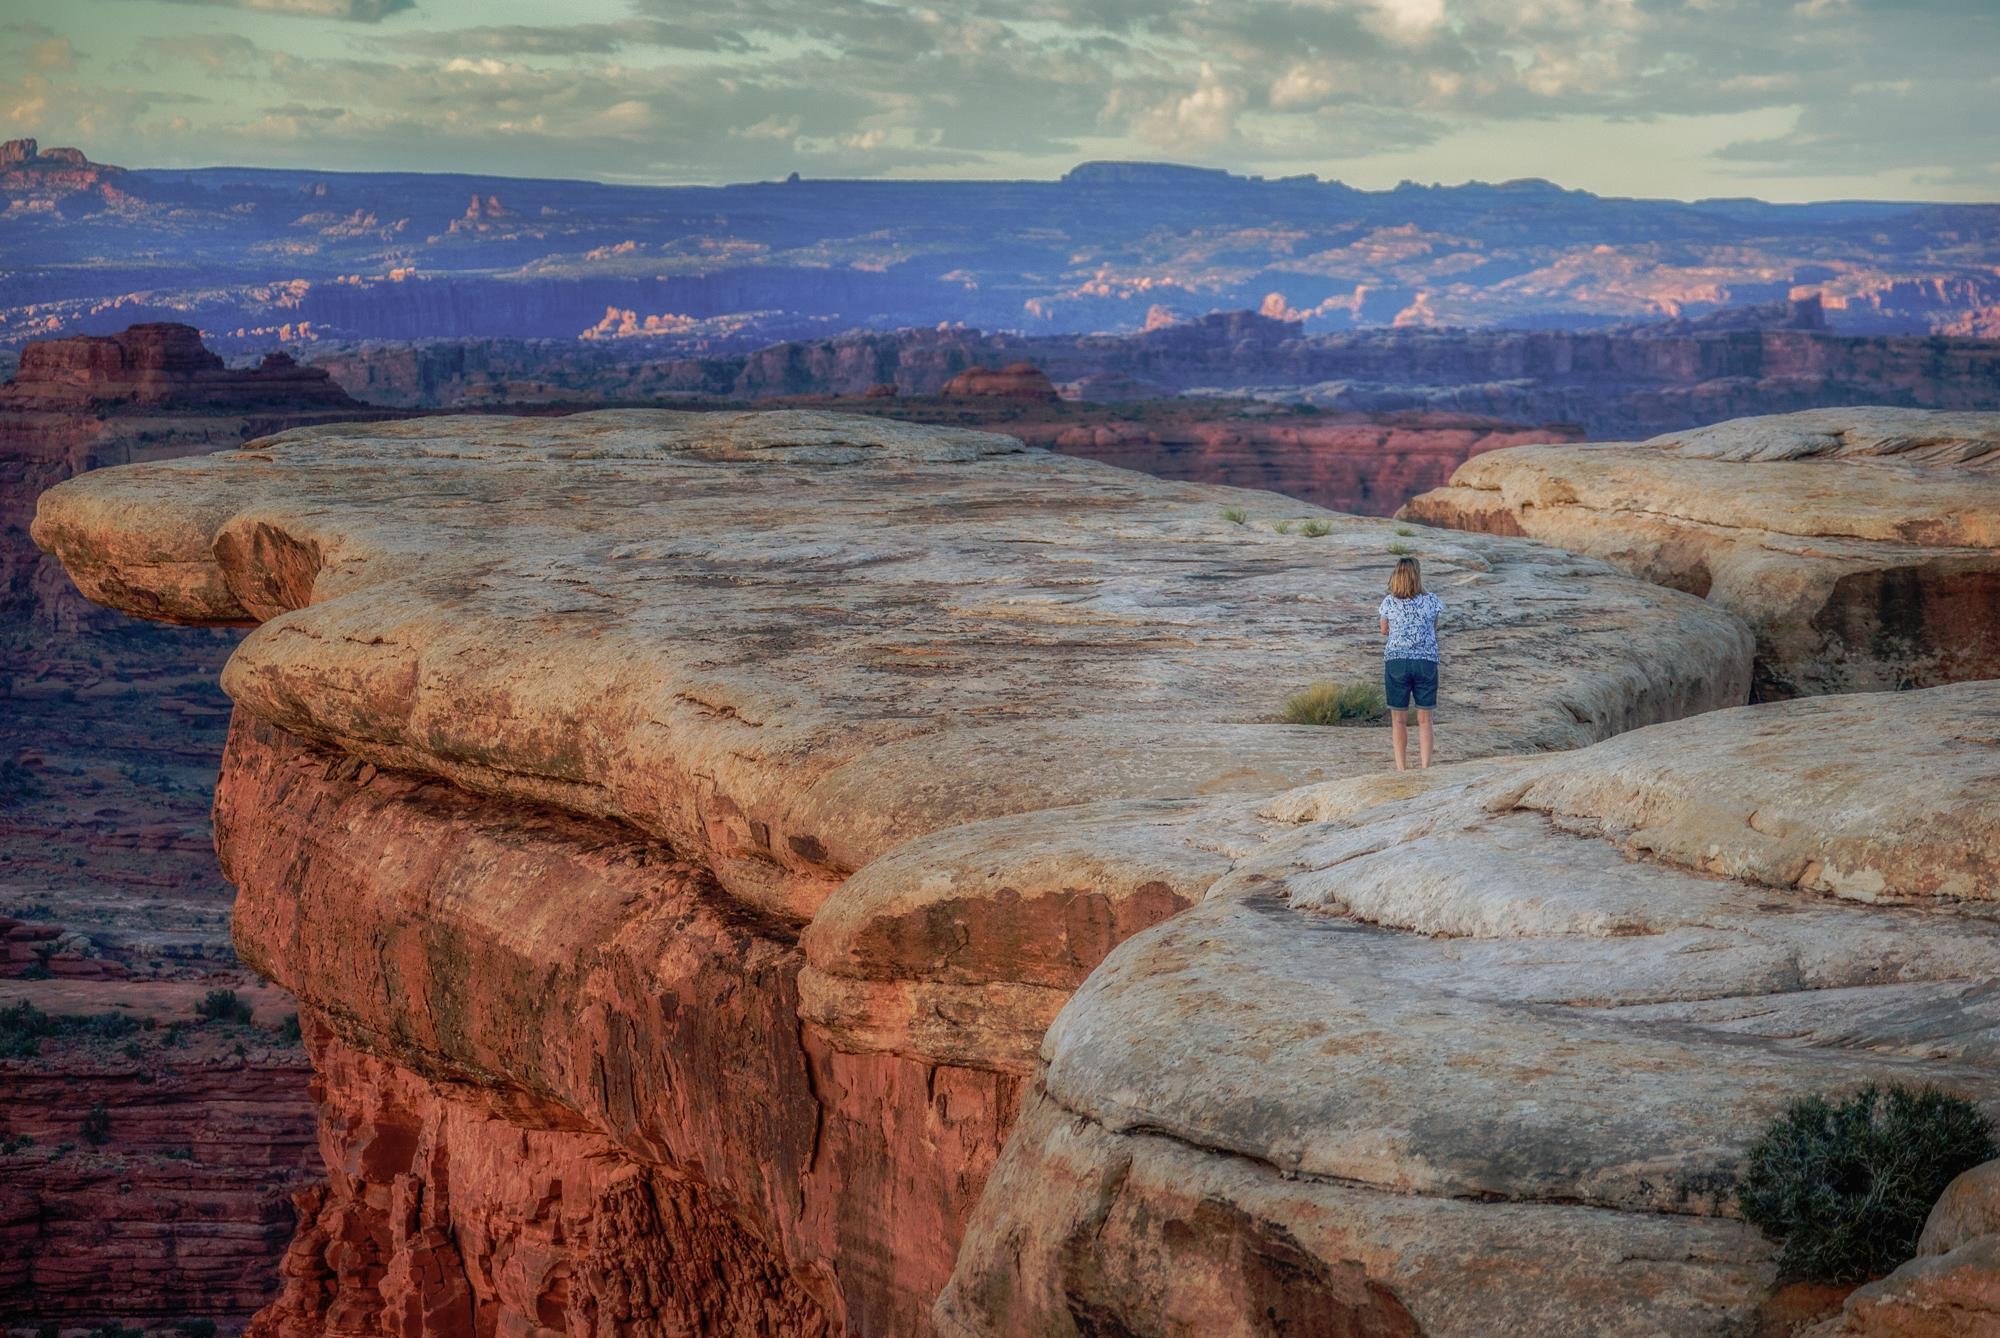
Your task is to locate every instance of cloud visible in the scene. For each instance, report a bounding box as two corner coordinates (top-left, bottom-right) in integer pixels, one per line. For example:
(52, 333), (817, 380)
(137, 0), (416, 21)
(9, 0), (1997, 197)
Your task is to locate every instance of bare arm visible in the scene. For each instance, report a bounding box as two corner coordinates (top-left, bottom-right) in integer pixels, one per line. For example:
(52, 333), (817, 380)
(1380, 617), (1389, 636)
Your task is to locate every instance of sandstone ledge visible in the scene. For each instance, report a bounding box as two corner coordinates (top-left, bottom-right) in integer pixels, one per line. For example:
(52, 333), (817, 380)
(35, 409), (1763, 1331)
(1401, 407), (2000, 699)
(941, 683), (2000, 1336)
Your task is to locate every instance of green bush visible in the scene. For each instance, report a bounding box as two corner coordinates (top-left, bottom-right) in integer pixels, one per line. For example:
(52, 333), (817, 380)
(0, 756), (38, 807)
(1272, 519), (1294, 535)
(0, 1000), (52, 1058)
(81, 1103), (110, 1146)
(1738, 1084), (1996, 1282)
(1219, 505), (1248, 525)
(1299, 518), (1333, 538)
(1387, 540), (1416, 555)
(195, 988), (252, 1025)
(1282, 680), (1387, 726)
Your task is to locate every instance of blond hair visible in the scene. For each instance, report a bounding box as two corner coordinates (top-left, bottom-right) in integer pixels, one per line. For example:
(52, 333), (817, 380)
(1388, 557), (1424, 599)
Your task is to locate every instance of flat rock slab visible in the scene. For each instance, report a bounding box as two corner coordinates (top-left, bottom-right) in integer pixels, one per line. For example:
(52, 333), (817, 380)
(1401, 407), (2000, 699)
(34, 408), (1751, 923)
(942, 682), (2000, 1337)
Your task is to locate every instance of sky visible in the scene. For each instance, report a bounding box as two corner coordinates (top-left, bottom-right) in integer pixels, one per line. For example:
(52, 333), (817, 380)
(2, 0), (1995, 202)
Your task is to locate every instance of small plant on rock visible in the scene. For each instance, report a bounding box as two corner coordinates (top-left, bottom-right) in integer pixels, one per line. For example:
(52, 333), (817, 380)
(81, 1103), (110, 1147)
(1737, 1084), (1996, 1282)
(1387, 540), (1416, 555)
(1394, 525), (1416, 536)
(1219, 505), (1249, 525)
(1272, 519), (1294, 535)
(1281, 680), (1387, 726)
(1299, 518), (1333, 538)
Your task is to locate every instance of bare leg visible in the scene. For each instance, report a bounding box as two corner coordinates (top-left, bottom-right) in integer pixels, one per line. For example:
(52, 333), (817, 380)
(1391, 709), (1409, 771)
(1417, 708), (1434, 769)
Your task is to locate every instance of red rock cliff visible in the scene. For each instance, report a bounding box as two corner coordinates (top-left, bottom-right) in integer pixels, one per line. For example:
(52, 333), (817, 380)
(30, 410), (1757, 1332)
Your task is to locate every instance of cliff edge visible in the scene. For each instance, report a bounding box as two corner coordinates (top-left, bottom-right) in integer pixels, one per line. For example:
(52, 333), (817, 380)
(33, 409), (1763, 1331)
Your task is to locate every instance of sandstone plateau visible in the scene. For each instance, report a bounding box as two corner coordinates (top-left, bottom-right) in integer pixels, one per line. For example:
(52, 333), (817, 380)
(1403, 407), (2000, 699)
(33, 408), (1765, 1333)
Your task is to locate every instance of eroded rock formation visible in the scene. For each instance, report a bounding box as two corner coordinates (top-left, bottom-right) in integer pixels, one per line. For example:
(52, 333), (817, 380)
(1402, 407), (2000, 698)
(940, 685), (2000, 1336)
(938, 362), (1058, 401)
(33, 409), (1753, 1332)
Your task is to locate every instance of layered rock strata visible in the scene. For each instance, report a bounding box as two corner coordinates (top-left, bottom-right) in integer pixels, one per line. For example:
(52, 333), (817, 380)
(1402, 407), (2000, 698)
(1, 322), (387, 1327)
(34, 409), (1754, 1332)
(941, 684), (2000, 1336)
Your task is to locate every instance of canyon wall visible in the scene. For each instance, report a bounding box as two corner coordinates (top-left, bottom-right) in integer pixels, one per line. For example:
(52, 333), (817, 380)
(1403, 407), (2000, 698)
(32, 409), (1755, 1332)
(0, 323), (393, 1330)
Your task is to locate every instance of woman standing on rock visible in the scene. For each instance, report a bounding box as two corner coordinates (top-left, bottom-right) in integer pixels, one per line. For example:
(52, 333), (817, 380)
(1379, 557), (1442, 770)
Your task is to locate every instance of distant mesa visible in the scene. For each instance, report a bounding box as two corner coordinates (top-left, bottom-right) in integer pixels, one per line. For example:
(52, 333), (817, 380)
(1061, 161), (1240, 187)
(0, 137), (127, 207)
(940, 361), (1059, 401)
(0, 322), (361, 412)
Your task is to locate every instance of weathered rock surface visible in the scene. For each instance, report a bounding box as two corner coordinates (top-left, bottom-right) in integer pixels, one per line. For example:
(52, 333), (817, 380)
(34, 409), (1754, 1331)
(941, 683), (2000, 1337)
(1402, 407), (2000, 698)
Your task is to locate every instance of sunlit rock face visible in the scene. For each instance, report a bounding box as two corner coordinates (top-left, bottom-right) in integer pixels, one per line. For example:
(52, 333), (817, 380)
(941, 685), (2000, 1338)
(1403, 407), (2000, 699)
(34, 409), (1754, 1332)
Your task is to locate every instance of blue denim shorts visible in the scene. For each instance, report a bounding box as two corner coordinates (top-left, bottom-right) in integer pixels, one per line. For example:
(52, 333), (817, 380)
(1384, 657), (1438, 710)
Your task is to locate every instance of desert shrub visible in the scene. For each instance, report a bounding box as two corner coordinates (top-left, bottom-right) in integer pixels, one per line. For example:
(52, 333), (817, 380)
(81, 1103), (110, 1146)
(276, 1012), (303, 1046)
(1282, 680), (1387, 726)
(1387, 540), (1416, 555)
(1737, 1084), (1996, 1282)
(0, 757), (38, 807)
(1272, 519), (1294, 534)
(1299, 518), (1333, 538)
(0, 1000), (53, 1058)
(195, 988), (252, 1025)
(2, 1003), (144, 1056)
(1394, 525), (1416, 536)
(176, 1322), (219, 1338)
(1219, 505), (1249, 524)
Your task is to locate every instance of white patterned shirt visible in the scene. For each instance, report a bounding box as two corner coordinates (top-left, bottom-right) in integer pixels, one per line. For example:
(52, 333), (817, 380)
(1379, 593), (1443, 661)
